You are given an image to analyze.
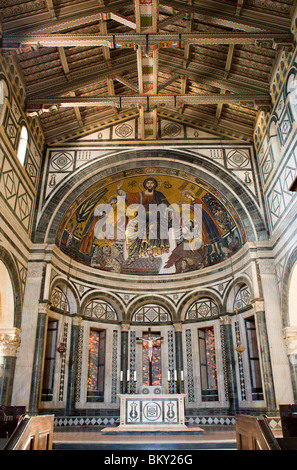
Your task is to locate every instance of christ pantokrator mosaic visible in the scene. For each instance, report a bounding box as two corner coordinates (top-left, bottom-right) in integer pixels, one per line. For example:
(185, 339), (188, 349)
(57, 167), (245, 275)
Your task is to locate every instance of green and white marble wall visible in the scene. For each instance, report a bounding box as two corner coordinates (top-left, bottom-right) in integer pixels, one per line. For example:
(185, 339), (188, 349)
(0, 54), (44, 405)
(254, 33), (297, 401)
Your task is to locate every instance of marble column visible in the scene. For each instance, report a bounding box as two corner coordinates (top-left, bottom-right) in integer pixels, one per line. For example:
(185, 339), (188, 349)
(220, 315), (239, 411)
(0, 328), (21, 405)
(66, 319), (80, 415)
(120, 323), (130, 394)
(256, 260), (293, 405)
(174, 323), (183, 394)
(254, 305), (277, 412)
(282, 326), (297, 402)
(28, 302), (49, 415)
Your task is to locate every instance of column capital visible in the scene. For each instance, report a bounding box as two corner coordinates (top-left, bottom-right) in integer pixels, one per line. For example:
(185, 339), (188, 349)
(38, 300), (51, 315)
(121, 323), (130, 332)
(220, 314), (232, 325)
(0, 328), (21, 357)
(251, 298), (265, 311)
(173, 322), (183, 332)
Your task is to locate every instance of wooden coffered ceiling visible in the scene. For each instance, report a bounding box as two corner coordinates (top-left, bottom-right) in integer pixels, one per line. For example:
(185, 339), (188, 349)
(1, 0), (296, 143)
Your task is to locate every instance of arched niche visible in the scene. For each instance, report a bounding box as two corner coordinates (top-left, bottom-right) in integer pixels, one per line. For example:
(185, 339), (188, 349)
(129, 296), (176, 323)
(49, 281), (78, 315)
(269, 119), (281, 163)
(288, 262), (297, 328)
(286, 69), (297, 121)
(35, 149), (267, 249)
(17, 125), (28, 165)
(179, 290), (222, 322)
(0, 78), (9, 126)
(80, 292), (124, 322)
(0, 260), (15, 328)
(224, 276), (254, 313)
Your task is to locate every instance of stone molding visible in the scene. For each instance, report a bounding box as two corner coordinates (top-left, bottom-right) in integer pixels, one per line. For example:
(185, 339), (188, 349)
(283, 326), (297, 355)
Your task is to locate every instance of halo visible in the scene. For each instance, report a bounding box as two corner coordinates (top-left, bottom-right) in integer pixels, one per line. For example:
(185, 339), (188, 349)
(108, 194), (118, 203)
(181, 189), (197, 202)
(138, 174), (162, 191)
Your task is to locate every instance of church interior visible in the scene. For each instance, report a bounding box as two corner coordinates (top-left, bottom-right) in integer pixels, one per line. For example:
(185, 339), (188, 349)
(1, 0), (297, 451)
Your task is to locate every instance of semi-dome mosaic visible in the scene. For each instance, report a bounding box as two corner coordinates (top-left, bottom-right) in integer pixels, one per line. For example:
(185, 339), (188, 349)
(56, 167), (245, 275)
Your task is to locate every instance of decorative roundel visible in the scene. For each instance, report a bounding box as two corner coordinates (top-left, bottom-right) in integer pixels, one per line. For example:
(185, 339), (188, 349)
(143, 401), (162, 421)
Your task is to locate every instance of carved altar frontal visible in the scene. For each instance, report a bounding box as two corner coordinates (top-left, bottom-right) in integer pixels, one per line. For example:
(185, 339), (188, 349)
(101, 394), (204, 434)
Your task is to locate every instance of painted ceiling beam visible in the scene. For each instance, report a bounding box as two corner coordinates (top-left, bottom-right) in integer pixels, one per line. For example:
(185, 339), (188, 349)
(158, 52), (269, 93)
(160, 0), (292, 32)
(135, 0), (159, 140)
(26, 92), (271, 114)
(115, 75), (139, 92)
(157, 74), (180, 93)
(3, 32), (293, 50)
(215, 44), (235, 122)
(26, 55), (138, 97)
(2, 1), (132, 33)
(179, 13), (193, 114)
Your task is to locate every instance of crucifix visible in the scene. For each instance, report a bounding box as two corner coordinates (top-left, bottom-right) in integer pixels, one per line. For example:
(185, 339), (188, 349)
(136, 328), (163, 386)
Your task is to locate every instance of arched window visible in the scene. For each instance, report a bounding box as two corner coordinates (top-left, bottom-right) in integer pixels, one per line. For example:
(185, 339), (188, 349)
(50, 286), (70, 314)
(84, 299), (118, 321)
(185, 297), (219, 321)
(234, 284), (251, 311)
(288, 262), (297, 327)
(0, 260), (15, 327)
(269, 120), (281, 162)
(287, 73), (297, 121)
(17, 126), (28, 165)
(131, 303), (171, 323)
(0, 80), (8, 126)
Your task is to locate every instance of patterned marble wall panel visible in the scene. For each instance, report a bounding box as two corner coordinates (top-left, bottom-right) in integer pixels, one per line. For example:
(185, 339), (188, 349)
(254, 48), (297, 234)
(278, 110), (293, 147)
(0, 57), (43, 244)
(266, 138), (297, 230)
(0, 146), (34, 233)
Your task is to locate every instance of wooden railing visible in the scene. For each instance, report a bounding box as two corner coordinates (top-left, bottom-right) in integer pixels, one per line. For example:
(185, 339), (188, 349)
(235, 414), (281, 450)
(2, 415), (54, 450)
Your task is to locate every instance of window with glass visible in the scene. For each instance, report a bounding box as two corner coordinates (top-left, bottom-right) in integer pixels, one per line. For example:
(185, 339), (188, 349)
(198, 327), (218, 401)
(41, 319), (58, 401)
(245, 317), (264, 400)
(132, 304), (171, 323)
(87, 329), (106, 402)
(186, 298), (219, 321)
(50, 286), (70, 313)
(0, 81), (5, 122)
(84, 299), (117, 321)
(234, 284), (251, 311)
(17, 125), (28, 165)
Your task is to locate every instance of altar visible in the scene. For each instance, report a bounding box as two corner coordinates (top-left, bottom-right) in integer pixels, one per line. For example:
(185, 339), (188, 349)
(101, 394), (204, 434)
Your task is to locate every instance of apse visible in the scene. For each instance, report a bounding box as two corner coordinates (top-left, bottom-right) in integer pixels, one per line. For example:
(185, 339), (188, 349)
(56, 166), (245, 276)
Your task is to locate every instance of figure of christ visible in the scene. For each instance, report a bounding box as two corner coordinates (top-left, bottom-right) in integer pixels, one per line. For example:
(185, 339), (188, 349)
(136, 328), (163, 386)
(117, 177), (172, 259)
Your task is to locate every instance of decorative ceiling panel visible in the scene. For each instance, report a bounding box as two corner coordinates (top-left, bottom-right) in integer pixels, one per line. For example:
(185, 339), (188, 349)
(1, 0), (295, 141)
